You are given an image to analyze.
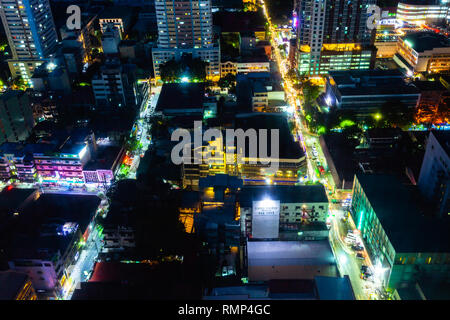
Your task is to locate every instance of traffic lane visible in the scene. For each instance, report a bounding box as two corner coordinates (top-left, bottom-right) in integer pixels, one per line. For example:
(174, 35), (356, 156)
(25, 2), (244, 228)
(329, 224), (366, 300)
(336, 216), (380, 299)
(331, 216), (371, 299)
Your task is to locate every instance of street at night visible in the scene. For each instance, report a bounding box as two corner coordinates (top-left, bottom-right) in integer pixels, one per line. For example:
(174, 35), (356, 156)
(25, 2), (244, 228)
(0, 0), (449, 314)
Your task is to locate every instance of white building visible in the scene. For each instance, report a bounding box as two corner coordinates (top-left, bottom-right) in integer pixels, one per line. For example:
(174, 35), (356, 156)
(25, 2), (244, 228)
(239, 185), (329, 240)
(394, 31), (450, 74)
(396, 1), (449, 25)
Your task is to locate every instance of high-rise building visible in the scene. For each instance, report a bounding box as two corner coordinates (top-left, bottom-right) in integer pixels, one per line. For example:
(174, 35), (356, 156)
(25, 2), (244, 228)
(0, 271), (37, 300)
(91, 59), (140, 109)
(418, 131), (449, 219)
(152, 0), (220, 81)
(0, 90), (34, 144)
(397, 0), (450, 26)
(0, 0), (58, 83)
(296, 0), (376, 76)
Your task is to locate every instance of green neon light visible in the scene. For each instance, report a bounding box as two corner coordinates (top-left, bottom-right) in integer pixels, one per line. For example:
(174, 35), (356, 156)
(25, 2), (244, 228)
(358, 210), (364, 230)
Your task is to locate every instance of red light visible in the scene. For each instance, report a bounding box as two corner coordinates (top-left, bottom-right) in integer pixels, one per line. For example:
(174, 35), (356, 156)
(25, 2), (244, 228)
(6, 185), (13, 191)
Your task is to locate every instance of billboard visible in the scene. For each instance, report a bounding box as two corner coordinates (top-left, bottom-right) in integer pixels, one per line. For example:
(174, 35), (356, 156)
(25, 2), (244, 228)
(252, 200), (280, 239)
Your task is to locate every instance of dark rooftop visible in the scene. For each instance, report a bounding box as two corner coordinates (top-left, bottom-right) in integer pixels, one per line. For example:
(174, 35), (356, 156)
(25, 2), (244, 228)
(155, 83), (206, 112)
(2, 193), (100, 260)
(99, 6), (134, 20)
(0, 271), (29, 300)
(432, 130), (450, 156)
(412, 80), (447, 91)
(239, 185), (328, 206)
(355, 174), (450, 253)
(400, 1), (444, 6)
(84, 145), (123, 171)
(402, 31), (450, 53)
(0, 188), (37, 220)
(234, 113), (304, 160)
(314, 276), (356, 300)
(328, 70), (420, 96)
(213, 11), (265, 33)
(0, 90), (26, 101)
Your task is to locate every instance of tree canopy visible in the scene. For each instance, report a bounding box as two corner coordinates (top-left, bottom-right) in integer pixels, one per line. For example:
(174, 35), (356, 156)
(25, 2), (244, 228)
(159, 54), (207, 82)
(217, 73), (236, 90)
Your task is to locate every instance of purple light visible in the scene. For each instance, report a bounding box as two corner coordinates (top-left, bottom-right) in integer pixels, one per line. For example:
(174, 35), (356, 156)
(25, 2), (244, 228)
(293, 17), (298, 28)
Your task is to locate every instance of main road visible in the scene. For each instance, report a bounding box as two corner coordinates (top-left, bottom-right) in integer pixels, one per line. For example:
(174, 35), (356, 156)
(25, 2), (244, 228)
(260, 0), (384, 299)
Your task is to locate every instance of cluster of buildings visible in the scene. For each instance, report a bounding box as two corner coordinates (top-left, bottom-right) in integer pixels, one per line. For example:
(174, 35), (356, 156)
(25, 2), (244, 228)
(151, 0), (221, 81)
(0, 128), (124, 187)
(0, 0), (448, 302)
(0, 188), (102, 299)
(293, 0), (376, 75)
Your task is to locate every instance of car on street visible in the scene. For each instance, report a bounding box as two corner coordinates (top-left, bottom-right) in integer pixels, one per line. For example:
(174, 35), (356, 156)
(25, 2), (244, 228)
(352, 244), (364, 251)
(344, 237), (355, 245)
(356, 252), (365, 260)
(361, 272), (373, 281)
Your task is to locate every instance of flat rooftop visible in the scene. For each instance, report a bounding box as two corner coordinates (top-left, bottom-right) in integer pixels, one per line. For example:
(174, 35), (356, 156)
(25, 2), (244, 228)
(239, 185), (328, 207)
(314, 276), (355, 300)
(355, 174), (450, 253)
(247, 240), (335, 267)
(432, 130), (450, 156)
(99, 6), (133, 20)
(0, 271), (29, 300)
(0, 188), (37, 221)
(234, 113), (304, 160)
(320, 134), (356, 188)
(399, 0), (443, 5)
(402, 31), (450, 53)
(328, 70), (420, 96)
(84, 145), (123, 171)
(2, 193), (100, 260)
(155, 83), (206, 112)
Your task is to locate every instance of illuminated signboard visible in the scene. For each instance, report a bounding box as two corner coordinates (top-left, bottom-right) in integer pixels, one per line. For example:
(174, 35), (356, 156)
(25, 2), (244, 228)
(252, 199), (280, 239)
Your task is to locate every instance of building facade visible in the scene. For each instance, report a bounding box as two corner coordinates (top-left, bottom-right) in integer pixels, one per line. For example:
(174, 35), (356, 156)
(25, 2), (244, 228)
(91, 60), (140, 108)
(295, 0), (376, 75)
(239, 185), (329, 241)
(417, 131), (449, 218)
(396, 1), (449, 25)
(0, 0), (58, 83)
(0, 91), (34, 144)
(0, 271), (37, 300)
(350, 174), (450, 290)
(394, 31), (450, 74)
(325, 70), (420, 116)
(152, 0), (220, 81)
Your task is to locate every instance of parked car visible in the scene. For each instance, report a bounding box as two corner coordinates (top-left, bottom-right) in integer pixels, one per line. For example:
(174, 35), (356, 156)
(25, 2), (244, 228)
(356, 253), (365, 260)
(361, 272), (373, 281)
(352, 245), (364, 251)
(345, 238), (355, 245)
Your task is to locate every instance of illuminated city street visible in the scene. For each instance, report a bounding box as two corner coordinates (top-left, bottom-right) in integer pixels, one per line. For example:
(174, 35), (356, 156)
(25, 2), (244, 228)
(261, 0), (386, 300)
(0, 0), (449, 307)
